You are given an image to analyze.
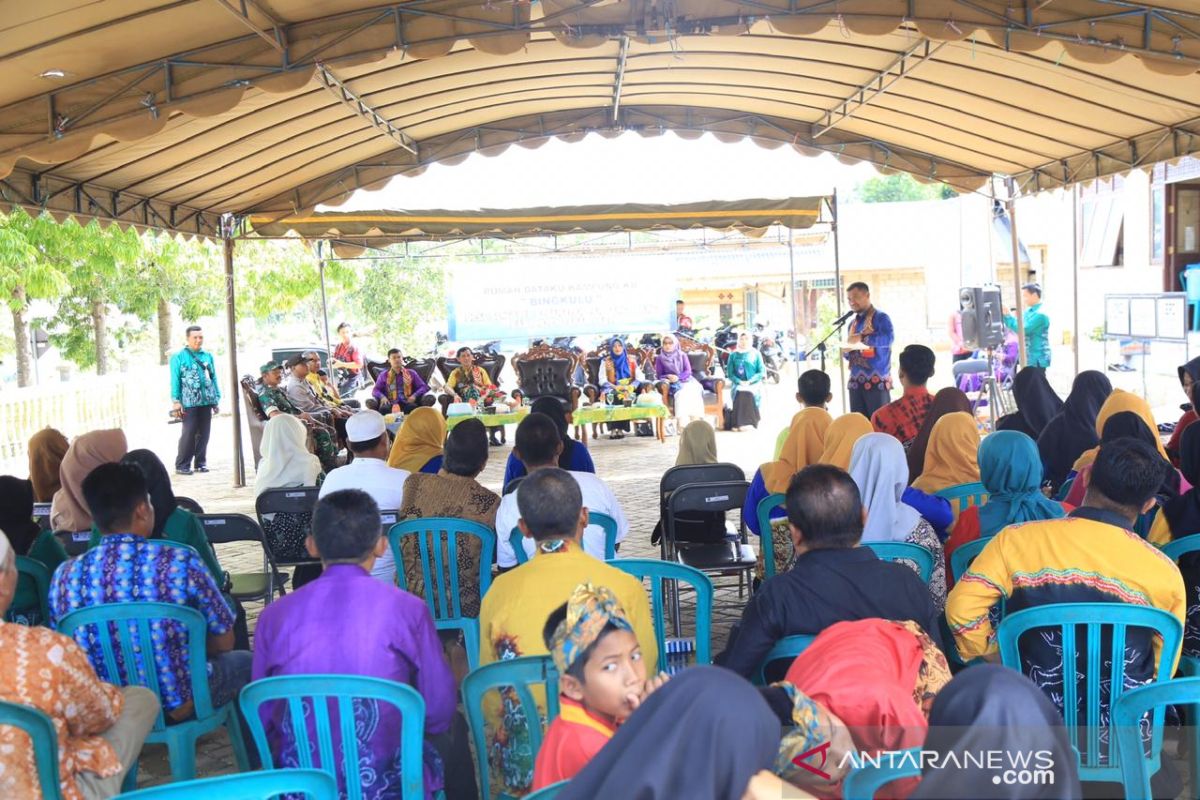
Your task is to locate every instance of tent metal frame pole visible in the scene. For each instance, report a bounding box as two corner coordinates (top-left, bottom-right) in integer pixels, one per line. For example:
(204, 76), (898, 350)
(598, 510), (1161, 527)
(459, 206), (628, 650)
(788, 227), (800, 374)
(223, 231), (245, 488)
(1006, 177), (1026, 370)
(832, 190), (847, 411)
(317, 240), (332, 362)
(1072, 184), (1080, 375)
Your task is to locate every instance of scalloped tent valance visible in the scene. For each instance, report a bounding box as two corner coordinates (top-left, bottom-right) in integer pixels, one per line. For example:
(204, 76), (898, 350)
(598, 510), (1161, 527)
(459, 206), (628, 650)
(1, 1), (1199, 236)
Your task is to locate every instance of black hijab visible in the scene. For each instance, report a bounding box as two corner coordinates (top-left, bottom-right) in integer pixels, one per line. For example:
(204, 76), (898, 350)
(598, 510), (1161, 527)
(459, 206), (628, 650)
(1100, 412), (1180, 501)
(1179, 356), (1200, 406)
(997, 368), (1062, 439)
(530, 396), (578, 466)
(1164, 424), (1200, 537)
(1037, 370), (1112, 491)
(558, 666), (780, 800)
(121, 449), (178, 539)
(913, 665), (1081, 800)
(0, 475), (41, 555)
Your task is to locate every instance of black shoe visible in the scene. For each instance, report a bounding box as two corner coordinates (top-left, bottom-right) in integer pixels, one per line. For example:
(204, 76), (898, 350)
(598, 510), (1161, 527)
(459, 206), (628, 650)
(195, 465), (209, 473)
(176, 467), (192, 476)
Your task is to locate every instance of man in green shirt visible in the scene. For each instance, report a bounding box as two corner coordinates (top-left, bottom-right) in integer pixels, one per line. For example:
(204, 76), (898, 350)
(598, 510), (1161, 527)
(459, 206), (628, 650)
(1005, 283), (1051, 369)
(170, 325), (220, 475)
(257, 361), (339, 471)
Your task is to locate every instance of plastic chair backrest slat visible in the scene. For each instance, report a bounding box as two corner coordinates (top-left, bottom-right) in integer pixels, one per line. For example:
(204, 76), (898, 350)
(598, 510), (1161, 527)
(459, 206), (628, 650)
(755, 493), (787, 580)
(1114, 676), (1200, 798)
(862, 541), (934, 583)
(934, 482), (988, 516)
(524, 780), (568, 799)
(949, 536), (992, 583)
(1163, 533), (1200, 562)
(753, 634), (816, 686)
(239, 674), (427, 800)
(388, 518), (496, 621)
(117, 767), (338, 799)
(610, 559), (713, 671)
(842, 746), (924, 800)
(462, 656), (561, 800)
(0, 700), (63, 799)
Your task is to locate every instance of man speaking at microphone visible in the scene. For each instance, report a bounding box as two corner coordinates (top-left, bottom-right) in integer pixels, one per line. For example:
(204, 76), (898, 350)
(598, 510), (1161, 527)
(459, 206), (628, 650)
(843, 282), (894, 419)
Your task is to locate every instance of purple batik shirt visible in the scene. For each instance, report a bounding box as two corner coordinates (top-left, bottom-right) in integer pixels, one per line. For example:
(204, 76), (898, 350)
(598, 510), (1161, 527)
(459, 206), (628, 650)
(371, 368), (430, 408)
(252, 563), (455, 799)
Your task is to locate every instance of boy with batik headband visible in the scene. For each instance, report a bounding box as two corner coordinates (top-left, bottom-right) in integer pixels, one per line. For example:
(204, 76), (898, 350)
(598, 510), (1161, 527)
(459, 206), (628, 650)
(531, 583), (669, 790)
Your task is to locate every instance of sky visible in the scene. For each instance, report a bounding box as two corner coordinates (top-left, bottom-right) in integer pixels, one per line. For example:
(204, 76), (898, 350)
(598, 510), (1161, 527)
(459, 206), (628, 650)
(326, 132), (881, 211)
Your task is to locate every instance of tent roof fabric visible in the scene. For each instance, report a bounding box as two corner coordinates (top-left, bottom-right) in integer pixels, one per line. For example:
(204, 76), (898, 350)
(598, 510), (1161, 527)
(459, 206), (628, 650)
(3, 2), (1200, 236)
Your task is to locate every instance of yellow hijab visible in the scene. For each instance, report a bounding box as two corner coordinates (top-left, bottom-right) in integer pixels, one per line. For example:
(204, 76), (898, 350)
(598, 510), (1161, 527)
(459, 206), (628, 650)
(676, 420), (717, 466)
(763, 407), (833, 493)
(910, 412), (981, 493)
(1071, 389), (1167, 471)
(387, 407), (447, 473)
(818, 413), (874, 470)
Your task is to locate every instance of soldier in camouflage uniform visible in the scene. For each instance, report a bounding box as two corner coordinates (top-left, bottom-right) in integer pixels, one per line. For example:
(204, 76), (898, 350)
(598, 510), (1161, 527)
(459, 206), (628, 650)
(257, 361), (339, 471)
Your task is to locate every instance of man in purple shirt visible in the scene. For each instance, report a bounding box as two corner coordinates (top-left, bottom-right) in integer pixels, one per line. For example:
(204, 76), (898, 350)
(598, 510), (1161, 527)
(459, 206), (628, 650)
(371, 348), (434, 413)
(252, 489), (466, 800)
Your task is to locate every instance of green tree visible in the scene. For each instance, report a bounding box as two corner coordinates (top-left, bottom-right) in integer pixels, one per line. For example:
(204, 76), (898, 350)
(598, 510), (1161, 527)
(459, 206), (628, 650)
(854, 172), (955, 203)
(234, 239), (356, 342)
(345, 251), (446, 356)
(0, 212), (70, 386)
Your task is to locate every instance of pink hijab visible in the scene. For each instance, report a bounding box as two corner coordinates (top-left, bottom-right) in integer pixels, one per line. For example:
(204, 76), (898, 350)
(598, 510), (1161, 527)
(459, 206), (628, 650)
(50, 429), (128, 532)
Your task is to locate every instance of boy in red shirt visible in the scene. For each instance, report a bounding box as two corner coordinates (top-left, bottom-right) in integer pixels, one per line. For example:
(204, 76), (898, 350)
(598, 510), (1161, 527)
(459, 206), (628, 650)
(531, 584), (668, 789)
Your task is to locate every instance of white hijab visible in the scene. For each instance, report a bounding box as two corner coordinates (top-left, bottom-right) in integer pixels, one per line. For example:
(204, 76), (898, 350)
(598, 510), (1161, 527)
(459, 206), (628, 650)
(255, 415), (322, 496)
(848, 433), (921, 543)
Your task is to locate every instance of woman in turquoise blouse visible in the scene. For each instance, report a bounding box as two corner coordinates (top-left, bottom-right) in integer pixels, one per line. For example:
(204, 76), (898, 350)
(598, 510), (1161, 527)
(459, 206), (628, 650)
(725, 332), (765, 430)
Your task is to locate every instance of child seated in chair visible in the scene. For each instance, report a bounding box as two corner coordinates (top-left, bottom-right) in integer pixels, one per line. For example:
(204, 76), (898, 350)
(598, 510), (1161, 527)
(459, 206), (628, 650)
(531, 584), (669, 790)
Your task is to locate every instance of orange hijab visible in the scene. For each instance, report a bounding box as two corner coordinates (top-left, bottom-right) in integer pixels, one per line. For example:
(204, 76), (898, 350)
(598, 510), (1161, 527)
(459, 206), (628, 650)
(28, 427), (69, 502)
(818, 413), (874, 470)
(1071, 389), (1167, 471)
(909, 412), (981, 494)
(763, 407), (833, 493)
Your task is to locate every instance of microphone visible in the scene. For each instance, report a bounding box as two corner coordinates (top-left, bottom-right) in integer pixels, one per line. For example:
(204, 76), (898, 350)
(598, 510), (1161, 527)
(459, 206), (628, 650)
(833, 310), (856, 325)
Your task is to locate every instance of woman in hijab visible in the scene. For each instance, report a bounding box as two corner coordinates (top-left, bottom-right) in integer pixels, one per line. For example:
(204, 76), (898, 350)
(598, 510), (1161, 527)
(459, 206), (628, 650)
(387, 406), (447, 474)
(1167, 355), (1200, 465)
(913, 665), (1081, 800)
(1064, 410), (1181, 508)
(1036, 370), (1111, 493)
(0, 475), (68, 624)
(1154, 424), (1200, 658)
(907, 388), (972, 481)
(1069, 389), (1168, 475)
(655, 332), (705, 426)
(946, 431), (1065, 584)
(910, 413), (980, 493)
(676, 420), (717, 466)
(503, 397), (595, 486)
(256, 414), (324, 588)
(27, 427), (69, 502)
(50, 428), (128, 533)
(725, 332), (765, 431)
(651, 420), (723, 549)
(850, 433), (947, 610)
(557, 665), (783, 800)
(600, 338), (641, 438)
(995, 368), (1063, 439)
(818, 413), (873, 470)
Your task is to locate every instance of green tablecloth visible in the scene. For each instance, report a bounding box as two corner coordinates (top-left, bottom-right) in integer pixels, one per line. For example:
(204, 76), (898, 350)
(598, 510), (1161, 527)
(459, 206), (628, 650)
(446, 406), (529, 429)
(573, 404), (667, 424)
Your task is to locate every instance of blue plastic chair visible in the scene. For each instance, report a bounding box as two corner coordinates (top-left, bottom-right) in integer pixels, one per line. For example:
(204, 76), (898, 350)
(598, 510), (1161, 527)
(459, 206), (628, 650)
(1056, 475), (1076, 502)
(117, 768), (338, 799)
(239, 674), (427, 800)
(1114, 676), (1200, 798)
(935, 482), (988, 516)
(752, 634), (815, 686)
(462, 656), (561, 800)
(755, 493), (787, 580)
(388, 517), (496, 671)
(57, 601), (250, 781)
(842, 747), (923, 800)
(524, 780), (567, 799)
(949, 536), (992, 584)
(611, 558), (713, 671)
(509, 511), (618, 565)
(996, 602), (1183, 783)
(0, 700), (63, 798)
(6, 556), (52, 625)
(1162, 532), (1200, 562)
(862, 541), (934, 583)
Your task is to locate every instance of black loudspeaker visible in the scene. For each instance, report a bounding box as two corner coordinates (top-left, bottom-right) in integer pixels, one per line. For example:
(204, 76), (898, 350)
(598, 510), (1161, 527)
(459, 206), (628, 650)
(959, 286), (1006, 350)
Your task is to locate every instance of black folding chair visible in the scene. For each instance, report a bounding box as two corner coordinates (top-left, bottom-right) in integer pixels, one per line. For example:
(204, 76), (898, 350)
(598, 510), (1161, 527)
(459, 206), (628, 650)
(32, 503), (51, 532)
(254, 487), (322, 588)
(198, 513), (285, 604)
(176, 496), (205, 514)
(656, 463), (745, 558)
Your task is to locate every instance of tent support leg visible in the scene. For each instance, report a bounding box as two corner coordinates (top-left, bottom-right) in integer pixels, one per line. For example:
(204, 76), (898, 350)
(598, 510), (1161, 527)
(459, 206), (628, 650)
(1006, 178), (1026, 370)
(318, 240), (332, 363)
(223, 234), (245, 488)
(831, 190), (847, 412)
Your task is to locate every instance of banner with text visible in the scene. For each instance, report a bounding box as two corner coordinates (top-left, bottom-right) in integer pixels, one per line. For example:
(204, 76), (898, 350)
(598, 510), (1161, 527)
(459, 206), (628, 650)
(447, 255), (677, 340)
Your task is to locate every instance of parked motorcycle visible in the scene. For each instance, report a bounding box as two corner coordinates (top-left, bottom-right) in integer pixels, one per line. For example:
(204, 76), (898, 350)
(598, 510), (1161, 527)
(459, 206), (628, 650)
(759, 332), (785, 384)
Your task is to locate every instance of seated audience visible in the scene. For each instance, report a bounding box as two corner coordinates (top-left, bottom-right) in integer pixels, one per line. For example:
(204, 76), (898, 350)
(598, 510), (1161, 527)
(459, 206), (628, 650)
(1064, 410), (1180, 507)
(1167, 355), (1200, 465)
(1153, 424), (1200, 658)
(995, 367), (1062, 440)
(556, 666), (784, 800)
(650, 420), (723, 549)
(905, 387), (972, 480)
(0, 475), (68, 624)
(399, 418), (499, 617)
(773, 369), (833, 458)
(479, 468), (655, 797)
(50, 429), (127, 534)
(0, 530), (161, 800)
(256, 360), (338, 472)
(909, 412), (981, 494)
(946, 438), (1185, 760)
(49, 462), (252, 725)
(319, 410), (407, 584)
(372, 347), (432, 413)
(496, 414), (629, 567)
(946, 431), (1065, 586)
(1069, 388), (1167, 474)
(302, 351), (359, 409)
(913, 665), (1081, 800)
(871, 344), (936, 448)
(252, 489), (466, 800)
(503, 396), (595, 486)
(849, 433), (946, 610)
(655, 332), (705, 426)
(388, 406), (447, 475)
(1036, 370), (1111, 492)
(28, 426), (69, 502)
(716, 464), (939, 680)
(532, 584), (669, 789)
(284, 355), (351, 443)
(256, 414), (325, 589)
(818, 413), (873, 470)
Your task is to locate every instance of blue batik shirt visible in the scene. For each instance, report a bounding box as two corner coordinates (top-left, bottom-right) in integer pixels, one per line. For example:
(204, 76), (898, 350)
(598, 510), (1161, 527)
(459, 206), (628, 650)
(48, 534), (235, 712)
(845, 307), (894, 390)
(170, 347), (220, 409)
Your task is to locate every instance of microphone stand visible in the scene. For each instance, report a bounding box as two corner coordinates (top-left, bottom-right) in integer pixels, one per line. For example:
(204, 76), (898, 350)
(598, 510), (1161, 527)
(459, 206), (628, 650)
(810, 313), (856, 375)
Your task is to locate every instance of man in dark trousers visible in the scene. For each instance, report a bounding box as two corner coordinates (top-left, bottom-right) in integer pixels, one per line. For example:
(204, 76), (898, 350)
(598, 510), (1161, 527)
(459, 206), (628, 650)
(170, 325), (220, 475)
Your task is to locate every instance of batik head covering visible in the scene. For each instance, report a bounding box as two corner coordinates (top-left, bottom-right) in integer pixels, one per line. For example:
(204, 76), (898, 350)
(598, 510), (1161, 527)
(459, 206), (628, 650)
(27, 427), (69, 502)
(548, 583), (634, 674)
(849, 433), (921, 543)
(387, 406), (446, 472)
(910, 412), (981, 494)
(763, 407), (834, 493)
(50, 428), (128, 532)
(907, 388), (972, 480)
(676, 420), (717, 466)
(774, 682), (856, 790)
(976, 431), (1064, 538)
(819, 413), (874, 470)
